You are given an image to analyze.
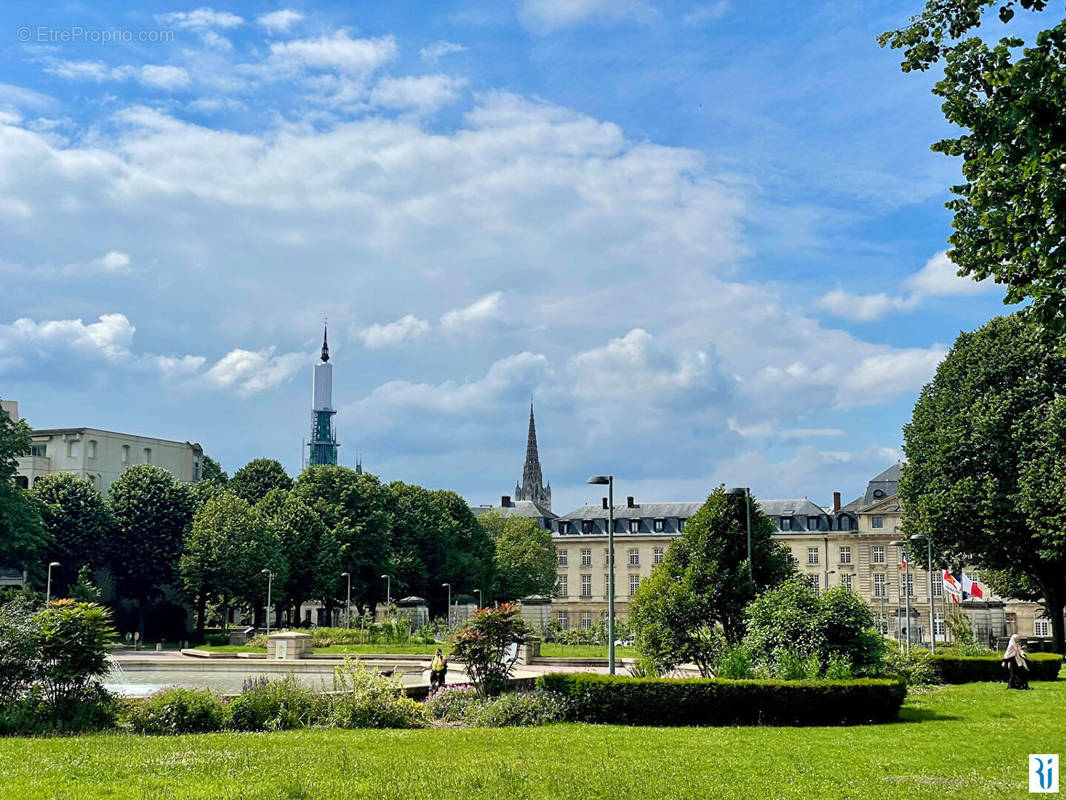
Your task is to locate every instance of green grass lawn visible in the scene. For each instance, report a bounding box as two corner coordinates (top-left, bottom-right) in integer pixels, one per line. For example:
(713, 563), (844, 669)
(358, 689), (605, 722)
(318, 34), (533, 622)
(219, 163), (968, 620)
(0, 681), (1059, 799)
(196, 642), (639, 658)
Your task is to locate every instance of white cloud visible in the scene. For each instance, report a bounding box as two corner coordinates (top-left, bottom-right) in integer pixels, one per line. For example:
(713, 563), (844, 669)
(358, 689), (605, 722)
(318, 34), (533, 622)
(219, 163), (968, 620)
(92, 251), (132, 274)
(157, 8), (244, 29)
(440, 292), (506, 332)
(683, 1), (730, 25)
(200, 30), (233, 51)
(419, 41), (466, 63)
(357, 315), (431, 349)
(817, 251), (996, 321)
(268, 31), (397, 74)
(154, 354), (208, 376)
(0, 83), (54, 111)
(45, 60), (133, 82)
(0, 314), (135, 363)
(258, 9), (305, 33)
(780, 428), (845, 438)
(139, 65), (191, 90)
(369, 74), (466, 114)
(517, 0), (653, 32)
(203, 347), (305, 394)
(728, 416), (772, 437)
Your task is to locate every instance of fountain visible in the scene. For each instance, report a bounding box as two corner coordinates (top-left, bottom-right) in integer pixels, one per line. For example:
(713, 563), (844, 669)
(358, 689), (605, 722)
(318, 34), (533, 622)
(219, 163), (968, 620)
(103, 654), (168, 698)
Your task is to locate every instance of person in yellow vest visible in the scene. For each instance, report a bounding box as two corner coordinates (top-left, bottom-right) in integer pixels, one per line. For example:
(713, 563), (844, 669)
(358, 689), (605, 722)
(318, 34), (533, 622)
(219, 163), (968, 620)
(429, 648), (448, 690)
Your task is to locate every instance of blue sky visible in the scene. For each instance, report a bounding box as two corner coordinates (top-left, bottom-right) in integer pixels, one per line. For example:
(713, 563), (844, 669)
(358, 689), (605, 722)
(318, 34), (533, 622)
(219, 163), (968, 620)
(0, 0), (1019, 512)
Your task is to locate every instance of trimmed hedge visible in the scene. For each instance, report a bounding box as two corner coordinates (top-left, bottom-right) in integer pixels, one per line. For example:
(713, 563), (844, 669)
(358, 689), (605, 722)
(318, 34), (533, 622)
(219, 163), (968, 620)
(931, 653), (1062, 684)
(535, 673), (906, 726)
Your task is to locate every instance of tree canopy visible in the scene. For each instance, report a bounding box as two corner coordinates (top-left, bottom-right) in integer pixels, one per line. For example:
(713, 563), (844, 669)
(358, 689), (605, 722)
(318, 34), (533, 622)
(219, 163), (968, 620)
(228, 459), (292, 505)
(0, 401), (46, 574)
(881, 0), (1066, 329)
(900, 313), (1066, 653)
(29, 474), (112, 595)
(480, 512), (556, 601)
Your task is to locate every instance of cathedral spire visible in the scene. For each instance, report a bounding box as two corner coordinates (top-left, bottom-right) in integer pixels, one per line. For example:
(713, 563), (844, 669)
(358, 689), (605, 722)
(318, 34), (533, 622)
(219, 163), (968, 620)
(514, 399), (551, 510)
(320, 321), (330, 363)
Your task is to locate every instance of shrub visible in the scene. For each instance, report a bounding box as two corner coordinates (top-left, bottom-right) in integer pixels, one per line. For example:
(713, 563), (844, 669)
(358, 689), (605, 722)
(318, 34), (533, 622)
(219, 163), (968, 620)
(0, 686), (117, 735)
(931, 652), (1062, 683)
(204, 633), (229, 647)
(451, 604), (530, 695)
(225, 676), (323, 731)
(536, 673), (906, 726)
(824, 653), (853, 681)
(460, 691), (569, 727)
(771, 648), (822, 681)
(714, 645), (754, 679)
(881, 649), (937, 686)
(425, 684), (480, 722)
(125, 688), (226, 735)
(0, 597), (38, 705)
(34, 600), (115, 708)
(328, 657), (425, 729)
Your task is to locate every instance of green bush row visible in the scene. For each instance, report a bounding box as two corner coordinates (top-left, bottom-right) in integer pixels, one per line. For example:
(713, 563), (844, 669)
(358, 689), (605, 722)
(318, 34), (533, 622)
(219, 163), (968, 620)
(425, 686), (569, 727)
(930, 653), (1062, 684)
(535, 673), (906, 726)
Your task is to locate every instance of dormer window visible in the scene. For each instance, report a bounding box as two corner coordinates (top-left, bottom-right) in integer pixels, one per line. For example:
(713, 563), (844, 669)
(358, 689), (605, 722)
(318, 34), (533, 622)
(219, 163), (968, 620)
(629, 519), (640, 533)
(581, 520), (594, 534)
(558, 521), (570, 535)
(678, 519), (686, 531)
(839, 515), (851, 531)
(780, 516), (792, 531)
(653, 519), (665, 533)
(872, 516), (884, 529)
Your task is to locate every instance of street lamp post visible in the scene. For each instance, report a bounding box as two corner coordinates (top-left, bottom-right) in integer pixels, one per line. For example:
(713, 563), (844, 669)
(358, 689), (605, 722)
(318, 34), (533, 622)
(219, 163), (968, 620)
(890, 541), (910, 654)
(725, 488), (753, 589)
(381, 574), (391, 616)
(588, 475), (616, 675)
(260, 569), (273, 637)
(442, 583), (451, 626)
(911, 534), (936, 655)
(45, 561), (60, 605)
(474, 588), (482, 608)
(341, 572), (351, 629)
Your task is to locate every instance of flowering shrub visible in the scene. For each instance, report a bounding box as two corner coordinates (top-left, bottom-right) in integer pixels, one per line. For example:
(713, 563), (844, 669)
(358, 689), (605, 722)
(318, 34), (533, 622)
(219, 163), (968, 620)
(460, 691), (569, 728)
(450, 604), (530, 695)
(425, 684), (479, 722)
(328, 657), (426, 728)
(225, 676), (324, 731)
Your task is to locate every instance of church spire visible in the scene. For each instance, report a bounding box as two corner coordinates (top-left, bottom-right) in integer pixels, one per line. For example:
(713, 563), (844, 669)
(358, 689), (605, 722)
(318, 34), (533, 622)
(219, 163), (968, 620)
(320, 321), (330, 363)
(514, 399), (551, 510)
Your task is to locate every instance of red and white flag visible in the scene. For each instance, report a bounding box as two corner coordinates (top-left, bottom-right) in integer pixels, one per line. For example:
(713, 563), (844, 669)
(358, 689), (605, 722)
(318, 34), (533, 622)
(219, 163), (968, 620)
(943, 570), (962, 602)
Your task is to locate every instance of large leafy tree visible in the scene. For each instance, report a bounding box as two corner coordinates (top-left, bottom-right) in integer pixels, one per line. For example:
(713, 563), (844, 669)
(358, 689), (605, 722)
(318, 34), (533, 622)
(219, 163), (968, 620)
(292, 466), (391, 616)
(107, 465), (194, 634)
(200, 454), (228, 486)
(228, 458), (292, 505)
(630, 487), (796, 673)
(900, 313), (1066, 653)
(29, 474), (113, 596)
(480, 511), (556, 601)
(0, 400), (46, 574)
(881, 0), (1066, 329)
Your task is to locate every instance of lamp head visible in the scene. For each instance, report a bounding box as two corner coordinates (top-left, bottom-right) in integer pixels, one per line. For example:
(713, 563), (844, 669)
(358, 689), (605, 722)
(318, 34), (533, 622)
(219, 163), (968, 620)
(889, 540), (907, 547)
(381, 574), (388, 580)
(261, 568), (271, 575)
(587, 475), (611, 485)
(442, 582), (450, 588)
(48, 561), (60, 568)
(909, 534), (926, 542)
(341, 572), (349, 578)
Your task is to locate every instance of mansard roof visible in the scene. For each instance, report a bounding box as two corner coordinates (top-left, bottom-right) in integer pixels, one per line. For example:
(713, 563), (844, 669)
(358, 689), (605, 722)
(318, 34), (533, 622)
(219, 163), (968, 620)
(557, 502), (703, 521)
(471, 499), (557, 520)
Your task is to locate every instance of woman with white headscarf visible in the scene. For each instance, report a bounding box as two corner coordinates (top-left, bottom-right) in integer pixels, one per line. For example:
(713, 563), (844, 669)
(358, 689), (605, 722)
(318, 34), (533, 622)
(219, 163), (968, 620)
(1001, 634), (1031, 689)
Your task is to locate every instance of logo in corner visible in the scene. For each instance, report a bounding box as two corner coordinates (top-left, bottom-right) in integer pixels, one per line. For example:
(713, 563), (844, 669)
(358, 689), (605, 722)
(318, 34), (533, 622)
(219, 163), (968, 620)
(1031, 754), (1059, 793)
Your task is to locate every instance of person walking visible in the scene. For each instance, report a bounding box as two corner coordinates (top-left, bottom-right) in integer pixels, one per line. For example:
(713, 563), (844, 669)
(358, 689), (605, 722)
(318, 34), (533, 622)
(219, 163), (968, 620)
(429, 648), (448, 691)
(1001, 634), (1031, 690)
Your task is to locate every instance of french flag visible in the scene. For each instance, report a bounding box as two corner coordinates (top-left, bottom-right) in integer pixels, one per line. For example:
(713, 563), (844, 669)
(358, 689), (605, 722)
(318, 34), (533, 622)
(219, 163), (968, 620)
(961, 572), (984, 599)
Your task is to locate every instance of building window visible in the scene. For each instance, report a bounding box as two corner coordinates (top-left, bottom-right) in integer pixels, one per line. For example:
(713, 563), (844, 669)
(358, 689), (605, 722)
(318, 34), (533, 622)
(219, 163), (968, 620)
(629, 574), (640, 596)
(29, 443), (46, 458)
(581, 520), (594, 534)
(14, 476), (28, 489)
(653, 519), (665, 532)
(653, 546), (664, 565)
(932, 577), (943, 598)
(934, 612), (946, 638)
(872, 516), (884, 529)
(841, 573), (853, 591)
(556, 612), (569, 630)
(556, 575), (568, 597)
(873, 546), (885, 564)
(839, 546), (851, 565)
(68, 440), (80, 458)
(1035, 618), (1051, 637)
(678, 519), (686, 531)
(873, 573), (886, 598)
(121, 445), (129, 465)
(580, 575), (592, 598)
(87, 440), (97, 459)
(902, 573), (914, 597)
(628, 549), (639, 567)
(839, 515), (851, 530)
(581, 612), (593, 630)
(809, 516), (824, 531)
(558, 550), (568, 567)
(807, 547), (819, 566)
(780, 516), (791, 531)
(143, 447), (152, 464)
(808, 575), (820, 593)
(580, 549), (592, 567)
(629, 519), (640, 533)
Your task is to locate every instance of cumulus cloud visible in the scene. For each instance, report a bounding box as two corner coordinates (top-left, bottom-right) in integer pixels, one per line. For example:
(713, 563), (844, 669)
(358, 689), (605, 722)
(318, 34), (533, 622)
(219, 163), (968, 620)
(357, 315), (431, 349)
(203, 347), (306, 394)
(267, 31), (397, 74)
(257, 9), (305, 33)
(44, 61), (190, 91)
(0, 314), (135, 364)
(517, 0), (654, 32)
(157, 8), (244, 29)
(817, 251), (996, 321)
(139, 65), (192, 90)
(419, 41), (466, 63)
(440, 293), (506, 333)
(369, 74), (466, 114)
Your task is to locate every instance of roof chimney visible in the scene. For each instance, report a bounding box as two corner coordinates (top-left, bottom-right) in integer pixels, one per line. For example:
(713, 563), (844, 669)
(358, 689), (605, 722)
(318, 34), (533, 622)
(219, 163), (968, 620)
(627, 496), (635, 508)
(601, 497), (608, 509)
(832, 491), (841, 512)
(501, 495), (511, 507)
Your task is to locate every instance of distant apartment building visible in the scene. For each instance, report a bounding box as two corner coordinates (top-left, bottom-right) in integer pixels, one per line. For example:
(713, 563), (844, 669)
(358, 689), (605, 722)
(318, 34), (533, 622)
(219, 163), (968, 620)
(15, 426), (204, 493)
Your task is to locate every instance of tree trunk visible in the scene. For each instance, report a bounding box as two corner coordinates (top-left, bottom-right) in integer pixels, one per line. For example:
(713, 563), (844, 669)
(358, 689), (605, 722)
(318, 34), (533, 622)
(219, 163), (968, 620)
(195, 592), (206, 641)
(1047, 588), (1065, 655)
